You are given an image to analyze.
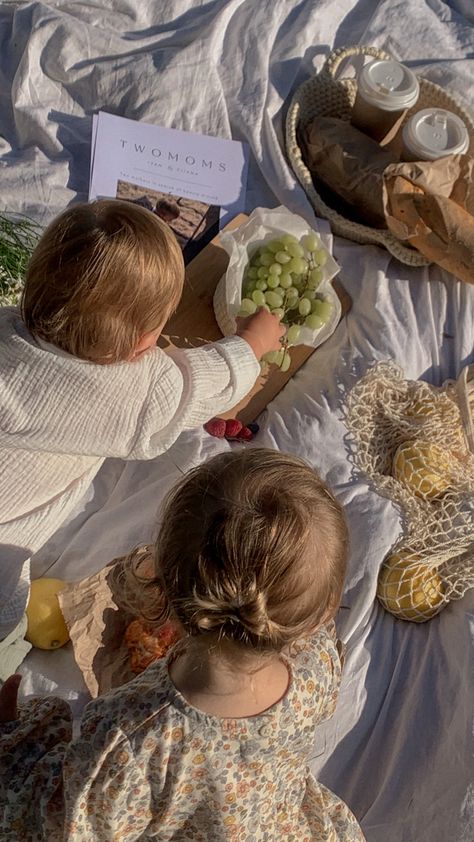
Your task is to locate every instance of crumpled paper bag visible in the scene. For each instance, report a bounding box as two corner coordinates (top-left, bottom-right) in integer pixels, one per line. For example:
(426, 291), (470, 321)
(58, 563), (135, 698)
(299, 116), (397, 228)
(383, 155), (474, 284)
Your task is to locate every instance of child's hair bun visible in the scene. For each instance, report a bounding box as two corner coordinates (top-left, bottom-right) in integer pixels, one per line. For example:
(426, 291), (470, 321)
(190, 579), (277, 642)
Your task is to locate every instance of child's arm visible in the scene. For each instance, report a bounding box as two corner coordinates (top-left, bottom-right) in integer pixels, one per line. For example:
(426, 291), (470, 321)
(9, 308), (283, 461)
(165, 308), (284, 427)
(0, 678), (72, 839)
(0, 677), (151, 841)
(125, 308), (284, 459)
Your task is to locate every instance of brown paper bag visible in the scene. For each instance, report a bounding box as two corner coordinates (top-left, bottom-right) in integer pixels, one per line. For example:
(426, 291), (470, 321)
(383, 155), (474, 283)
(58, 564), (135, 698)
(299, 116), (397, 228)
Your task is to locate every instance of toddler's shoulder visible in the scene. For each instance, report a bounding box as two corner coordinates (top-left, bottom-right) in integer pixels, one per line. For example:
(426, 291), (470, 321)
(82, 659), (173, 739)
(287, 623), (342, 721)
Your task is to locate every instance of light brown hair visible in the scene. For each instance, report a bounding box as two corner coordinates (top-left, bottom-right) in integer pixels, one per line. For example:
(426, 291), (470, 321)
(120, 448), (348, 652)
(21, 199), (185, 363)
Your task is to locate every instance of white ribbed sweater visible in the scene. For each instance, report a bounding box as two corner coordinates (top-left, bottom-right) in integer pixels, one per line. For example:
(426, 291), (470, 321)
(0, 307), (260, 636)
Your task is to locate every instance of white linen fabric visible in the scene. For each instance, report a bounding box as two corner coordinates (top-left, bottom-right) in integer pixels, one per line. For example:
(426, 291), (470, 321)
(0, 1), (473, 841)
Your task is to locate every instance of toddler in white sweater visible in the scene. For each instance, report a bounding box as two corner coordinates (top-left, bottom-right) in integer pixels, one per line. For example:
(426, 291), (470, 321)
(0, 199), (284, 668)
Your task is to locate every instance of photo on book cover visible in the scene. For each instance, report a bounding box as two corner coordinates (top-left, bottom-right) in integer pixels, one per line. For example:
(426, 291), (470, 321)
(116, 179), (220, 264)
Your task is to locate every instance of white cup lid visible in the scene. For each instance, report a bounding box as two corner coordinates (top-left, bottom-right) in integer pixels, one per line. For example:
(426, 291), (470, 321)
(403, 108), (470, 160)
(358, 59), (420, 111)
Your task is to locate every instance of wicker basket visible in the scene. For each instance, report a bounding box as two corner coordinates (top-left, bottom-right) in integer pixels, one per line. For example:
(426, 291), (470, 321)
(285, 45), (474, 266)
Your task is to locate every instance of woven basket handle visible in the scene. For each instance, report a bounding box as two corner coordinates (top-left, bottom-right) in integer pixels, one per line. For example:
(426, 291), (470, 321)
(322, 45), (392, 79)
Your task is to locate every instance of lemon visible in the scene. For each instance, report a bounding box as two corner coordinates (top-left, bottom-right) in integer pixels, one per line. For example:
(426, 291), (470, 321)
(26, 578), (70, 650)
(377, 551), (445, 622)
(392, 440), (452, 499)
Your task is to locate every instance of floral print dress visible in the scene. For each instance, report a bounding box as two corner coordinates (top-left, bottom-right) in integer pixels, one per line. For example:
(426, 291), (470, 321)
(0, 624), (364, 841)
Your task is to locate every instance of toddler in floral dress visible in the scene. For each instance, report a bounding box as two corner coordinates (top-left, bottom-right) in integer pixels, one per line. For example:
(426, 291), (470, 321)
(0, 448), (364, 841)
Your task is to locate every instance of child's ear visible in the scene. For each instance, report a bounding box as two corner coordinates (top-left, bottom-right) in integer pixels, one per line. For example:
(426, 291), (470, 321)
(130, 329), (160, 360)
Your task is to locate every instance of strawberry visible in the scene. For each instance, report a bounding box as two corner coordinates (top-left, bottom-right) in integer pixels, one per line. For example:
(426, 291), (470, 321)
(238, 426), (253, 441)
(204, 417), (226, 438)
(225, 418), (243, 439)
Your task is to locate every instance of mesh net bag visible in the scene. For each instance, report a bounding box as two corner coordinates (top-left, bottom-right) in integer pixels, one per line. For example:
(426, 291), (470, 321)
(345, 362), (474, 622)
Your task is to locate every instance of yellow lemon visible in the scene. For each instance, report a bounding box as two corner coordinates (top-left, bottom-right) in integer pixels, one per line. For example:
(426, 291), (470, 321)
(392, 440), (452, 499)
(26, 578), (70, 650)
(377, 552), (445, 622)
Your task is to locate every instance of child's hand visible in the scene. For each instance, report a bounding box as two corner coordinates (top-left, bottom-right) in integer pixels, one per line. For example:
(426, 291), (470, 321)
(236, 308), (285, 360)
(0, 674), (21, 723)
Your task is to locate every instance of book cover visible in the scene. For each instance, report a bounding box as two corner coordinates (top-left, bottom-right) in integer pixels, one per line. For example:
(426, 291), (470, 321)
(89, 112), (249, 263)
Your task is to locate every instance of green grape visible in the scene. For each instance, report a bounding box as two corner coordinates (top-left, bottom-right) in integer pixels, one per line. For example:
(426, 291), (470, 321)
(255, 279), (267, 291)
(281, 233), (298, 246)
(247, 266), (259, 279)
(287, 241), (304, 258)
(260, 252), (274, 267)
(307, 267), (323, 288)
(252, 289), (266, 307)
(286, 287), (299, 304)
(266, 275), (280, 289)
(312, 298), (333, 322)
(273, 286), (285, 297)
(305, 313), (324, 330)
(302, 288), (316, 300)
(265, 290), (283, 308)
(263, 349), (284, 366)
(286, 324), (301, 345)
(272, 307), (285, 319)
(298, 297), (312, 316)
(239, 297), (257, 315)
(288, 257), (308, 275)
(275, 251), (292, 264)
(257, 267), (268, 279)
(301, 233), (319, 252)
(279, 273), (292, 289)
(266, 239), (283, 254)
(314, 248), (328, 266)
(280, 351), (291, 372)
(268, 262), (282, 276)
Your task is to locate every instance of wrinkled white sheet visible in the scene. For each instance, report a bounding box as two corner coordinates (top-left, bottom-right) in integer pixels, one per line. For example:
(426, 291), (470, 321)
(1, 1), (473, 840)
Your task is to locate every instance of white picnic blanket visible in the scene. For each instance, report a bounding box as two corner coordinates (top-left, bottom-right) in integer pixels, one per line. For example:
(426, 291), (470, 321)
(0, 1), (473, 840)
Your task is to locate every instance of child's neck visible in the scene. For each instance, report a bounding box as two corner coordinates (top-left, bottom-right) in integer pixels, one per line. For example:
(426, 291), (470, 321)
(168, 643), (290, 718)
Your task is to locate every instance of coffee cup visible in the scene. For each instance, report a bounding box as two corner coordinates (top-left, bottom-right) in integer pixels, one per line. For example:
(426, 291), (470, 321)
(351, 59), (420, 142)
(402, 108), (470, 161)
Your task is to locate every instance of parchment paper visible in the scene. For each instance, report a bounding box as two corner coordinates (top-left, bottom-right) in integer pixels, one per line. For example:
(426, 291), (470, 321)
(383, 155), (474, 284)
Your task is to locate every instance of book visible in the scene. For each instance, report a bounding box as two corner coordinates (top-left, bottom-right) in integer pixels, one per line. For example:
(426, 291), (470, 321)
(89, 112), (249, 262)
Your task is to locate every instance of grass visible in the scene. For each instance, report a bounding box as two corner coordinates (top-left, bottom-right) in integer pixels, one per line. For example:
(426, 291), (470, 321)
(0, 212), (42, 306)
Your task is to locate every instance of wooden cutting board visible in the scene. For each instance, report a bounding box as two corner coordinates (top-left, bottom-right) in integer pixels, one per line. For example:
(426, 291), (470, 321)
(160, 213), (351, 424)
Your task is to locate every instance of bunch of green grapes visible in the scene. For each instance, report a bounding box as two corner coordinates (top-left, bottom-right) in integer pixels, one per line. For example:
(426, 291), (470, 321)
(238, 232), (334, 372)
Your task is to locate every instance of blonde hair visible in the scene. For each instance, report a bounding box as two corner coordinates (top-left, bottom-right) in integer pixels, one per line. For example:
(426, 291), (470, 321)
(21, 199), (184, 363)
(120, 448), (348, 652)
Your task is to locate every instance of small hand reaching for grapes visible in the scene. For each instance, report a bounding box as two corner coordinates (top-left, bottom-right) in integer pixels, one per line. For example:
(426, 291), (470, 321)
(236, 308), (285, 361)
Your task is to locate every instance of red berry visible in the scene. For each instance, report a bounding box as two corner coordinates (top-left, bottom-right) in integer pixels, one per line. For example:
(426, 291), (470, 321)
(204, 417), (226, 438)
(238, 426), (253, 441)
(225, 418), (243, 439)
